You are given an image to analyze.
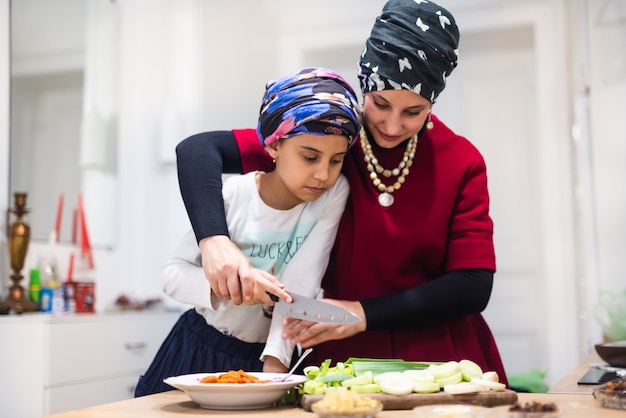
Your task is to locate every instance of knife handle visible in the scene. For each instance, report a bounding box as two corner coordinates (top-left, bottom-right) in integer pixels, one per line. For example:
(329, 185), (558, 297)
(267, 292), (279, 302)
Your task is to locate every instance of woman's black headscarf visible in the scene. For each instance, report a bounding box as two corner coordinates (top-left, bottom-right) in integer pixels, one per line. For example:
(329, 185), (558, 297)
(358, 0), (460, 103)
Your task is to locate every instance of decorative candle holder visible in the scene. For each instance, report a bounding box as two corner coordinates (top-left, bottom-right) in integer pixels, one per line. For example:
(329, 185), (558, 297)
(0, 192), (39, 313)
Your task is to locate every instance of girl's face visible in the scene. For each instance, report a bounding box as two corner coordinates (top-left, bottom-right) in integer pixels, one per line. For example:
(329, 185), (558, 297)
(265, 133), (348, 208)
(363, 90), (432, 149)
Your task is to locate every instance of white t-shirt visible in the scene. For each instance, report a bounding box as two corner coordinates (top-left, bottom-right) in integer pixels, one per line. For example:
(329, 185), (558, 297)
(162, 171), (349, 367)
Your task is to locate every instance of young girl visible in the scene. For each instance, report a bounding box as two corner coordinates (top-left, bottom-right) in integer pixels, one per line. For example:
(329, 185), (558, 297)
(134, 67), (361, 397)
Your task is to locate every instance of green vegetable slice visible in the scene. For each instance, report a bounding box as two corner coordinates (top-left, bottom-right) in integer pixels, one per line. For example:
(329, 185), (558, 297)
(341, 372), (373, 388)
(428, 361), (460, 380)
(378, 374), (414, 395)
(303, 365), (320, 379)
(351, 383), (382, 394)
(413, 381), (441, 393)
(436, 370), (463, 386)
(318, 373), (355, 383)
(302, 380), (325, 395)
(459, 359), (483, 382)
(351, 360), (434, 377)
(317, 359), (332, 376)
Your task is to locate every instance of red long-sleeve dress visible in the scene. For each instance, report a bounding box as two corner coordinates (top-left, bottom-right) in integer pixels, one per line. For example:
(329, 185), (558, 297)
(232, 114), (507, 384)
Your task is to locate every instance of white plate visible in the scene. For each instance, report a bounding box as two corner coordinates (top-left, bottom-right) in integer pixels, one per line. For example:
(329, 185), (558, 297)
(163, 372), (307, 410)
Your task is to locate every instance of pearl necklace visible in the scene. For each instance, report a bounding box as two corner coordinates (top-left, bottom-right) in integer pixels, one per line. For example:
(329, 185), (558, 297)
(360, 127), (418, 207)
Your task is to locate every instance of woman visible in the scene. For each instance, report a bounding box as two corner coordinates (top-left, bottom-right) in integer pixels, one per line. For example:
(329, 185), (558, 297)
(176, 0), (508, 385)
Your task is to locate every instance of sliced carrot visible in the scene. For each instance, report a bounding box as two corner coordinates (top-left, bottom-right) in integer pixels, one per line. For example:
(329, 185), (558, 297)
(200, 375), (218, 383)
(200, 369), (270, 384)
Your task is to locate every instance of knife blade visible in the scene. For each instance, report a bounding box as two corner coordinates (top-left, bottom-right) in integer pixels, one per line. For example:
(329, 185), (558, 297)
(268, 292), (361, 324)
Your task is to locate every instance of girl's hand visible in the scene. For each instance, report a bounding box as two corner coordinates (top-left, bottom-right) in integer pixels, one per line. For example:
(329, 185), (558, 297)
(262, 356), (288, 373)
(199, 235), (291, 305)
(281, 299), (367, 347)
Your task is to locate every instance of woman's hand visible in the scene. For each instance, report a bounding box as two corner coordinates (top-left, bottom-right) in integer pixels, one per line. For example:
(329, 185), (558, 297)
(198, 235), (292, 305)
(281, 299), (367, 347)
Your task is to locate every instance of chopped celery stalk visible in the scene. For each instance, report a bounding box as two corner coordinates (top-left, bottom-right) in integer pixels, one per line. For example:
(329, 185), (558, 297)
(351, 360), (434, 377)
(323, 386), (343, 394)
(302, 358), (500, 397)
(318, 373), (355, 383)
(314, 386), (327, 395)
(345, 357), (406, 364)
(336, 362), (344, 373)
(351, 383), (382, 394)
(318, 359), (332, 377)
(341, 373), (372, 388)
(302, 380), (325, 395)
(303, 365), (320, 378)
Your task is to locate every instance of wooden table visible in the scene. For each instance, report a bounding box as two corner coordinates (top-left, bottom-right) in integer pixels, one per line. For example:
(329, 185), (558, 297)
(548, 352), (610, 394)
(45, 390), (622, 417)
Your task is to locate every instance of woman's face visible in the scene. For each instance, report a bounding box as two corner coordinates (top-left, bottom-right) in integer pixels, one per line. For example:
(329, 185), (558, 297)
(363, 90), (432, 149)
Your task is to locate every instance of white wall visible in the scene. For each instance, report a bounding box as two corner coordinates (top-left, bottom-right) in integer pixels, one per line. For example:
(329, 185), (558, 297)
(0, 0), (9, 299)
(588, 0), (626, 293)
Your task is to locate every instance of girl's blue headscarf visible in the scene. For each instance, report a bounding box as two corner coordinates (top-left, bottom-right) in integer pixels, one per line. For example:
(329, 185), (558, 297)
(257, 67), (361, 148)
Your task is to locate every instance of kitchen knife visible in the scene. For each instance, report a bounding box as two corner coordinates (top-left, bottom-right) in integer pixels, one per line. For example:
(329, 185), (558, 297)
(268, 292), (361, 324)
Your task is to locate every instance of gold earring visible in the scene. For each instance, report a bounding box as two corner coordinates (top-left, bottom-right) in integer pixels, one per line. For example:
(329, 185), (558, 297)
(426, 114), (434, 130)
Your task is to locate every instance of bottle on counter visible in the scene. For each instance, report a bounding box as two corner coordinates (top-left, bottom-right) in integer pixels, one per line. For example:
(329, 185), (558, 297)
(40, 278), (64, 314)
(73, 251), (96, 313)
(28, 268), (41, 307)
(39, 230), (59, 286)
(39, 279), (54, 313)
(62, 252), (77, 313)
(63, 282), (77, 313)
(39, 230), (66, 314)
(39, 265), (59, 313)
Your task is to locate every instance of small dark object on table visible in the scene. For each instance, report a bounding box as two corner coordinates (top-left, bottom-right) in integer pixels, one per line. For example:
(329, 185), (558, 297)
(509, 401), (558, 412)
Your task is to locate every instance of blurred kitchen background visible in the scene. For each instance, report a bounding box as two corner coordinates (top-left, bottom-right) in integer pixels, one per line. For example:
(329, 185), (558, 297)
(1, 0), (625, 414)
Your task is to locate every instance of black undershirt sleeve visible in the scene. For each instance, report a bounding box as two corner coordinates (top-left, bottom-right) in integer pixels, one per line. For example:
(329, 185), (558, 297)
(175, 132), (494, 329)
(175, 131), (243, 243)
(360, 269), (494, 330)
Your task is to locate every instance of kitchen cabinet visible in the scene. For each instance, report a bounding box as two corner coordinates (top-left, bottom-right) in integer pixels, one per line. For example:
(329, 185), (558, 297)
(0, 310), (180, 418)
